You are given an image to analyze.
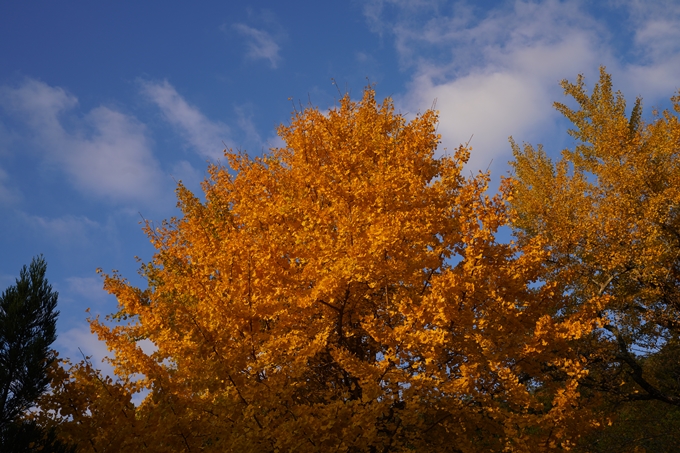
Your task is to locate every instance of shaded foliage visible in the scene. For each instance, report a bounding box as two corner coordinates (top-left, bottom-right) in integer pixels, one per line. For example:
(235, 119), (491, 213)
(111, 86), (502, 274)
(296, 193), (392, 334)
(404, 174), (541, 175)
(510, 67), (680, 451)
(0, 256), (73, 451)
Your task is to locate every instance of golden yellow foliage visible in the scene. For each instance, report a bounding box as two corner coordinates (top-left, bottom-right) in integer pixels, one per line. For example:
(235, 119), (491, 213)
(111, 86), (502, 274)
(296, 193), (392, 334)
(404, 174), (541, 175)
(46, 87), (601, 451)
(510, 68), (680, 450)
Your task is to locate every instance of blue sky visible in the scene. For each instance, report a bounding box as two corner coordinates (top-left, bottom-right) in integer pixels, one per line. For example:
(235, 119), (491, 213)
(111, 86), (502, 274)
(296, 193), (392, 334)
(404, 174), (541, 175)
(2, 0), (679, 373)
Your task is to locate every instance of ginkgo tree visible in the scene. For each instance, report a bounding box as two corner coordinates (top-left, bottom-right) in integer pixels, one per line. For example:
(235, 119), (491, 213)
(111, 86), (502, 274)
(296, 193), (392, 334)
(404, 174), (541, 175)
(42, 87), (600, 452)
(509, 68), (680, 451)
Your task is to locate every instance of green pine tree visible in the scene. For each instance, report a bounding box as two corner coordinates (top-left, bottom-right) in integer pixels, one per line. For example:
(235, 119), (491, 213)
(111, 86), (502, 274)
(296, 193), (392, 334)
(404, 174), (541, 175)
(0, 256), (74, 452)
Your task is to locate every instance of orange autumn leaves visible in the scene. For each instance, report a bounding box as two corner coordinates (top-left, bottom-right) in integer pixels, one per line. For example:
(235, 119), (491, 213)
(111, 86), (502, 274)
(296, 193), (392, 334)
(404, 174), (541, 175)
(41, 70), (679, 452)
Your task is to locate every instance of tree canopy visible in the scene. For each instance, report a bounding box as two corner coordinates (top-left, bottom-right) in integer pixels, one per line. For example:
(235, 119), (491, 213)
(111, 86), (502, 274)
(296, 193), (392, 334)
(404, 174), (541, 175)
(42, 86), (602, 452)
(37, 69), (680, 452)
(509, 67), (680, 451)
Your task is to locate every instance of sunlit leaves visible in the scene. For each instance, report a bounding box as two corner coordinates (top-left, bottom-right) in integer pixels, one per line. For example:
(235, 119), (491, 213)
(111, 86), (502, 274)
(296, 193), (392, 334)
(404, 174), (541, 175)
(46, 86), (599, 451)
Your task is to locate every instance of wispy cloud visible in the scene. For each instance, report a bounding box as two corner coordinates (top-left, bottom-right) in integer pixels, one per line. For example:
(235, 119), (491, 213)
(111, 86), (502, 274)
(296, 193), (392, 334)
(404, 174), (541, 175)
(57, 274), (150, 382)
(170, 160), (204, 195)
(56, 322), (157, 404)
(365, 0), (680, 172)
(232, 23), (282, 68)
(628, 0), (680, 58)
(616, 0), (680, 100)
(234, 103), (263, 148)
(400, 1), (602, 170)
(0, 166), (21, 205)
(56, 324), (114, 374)
(0, 78), (167, 205)
(65, 276), (113, 307)
(140, 80), (230, 161)
(21, 213), (101, 246)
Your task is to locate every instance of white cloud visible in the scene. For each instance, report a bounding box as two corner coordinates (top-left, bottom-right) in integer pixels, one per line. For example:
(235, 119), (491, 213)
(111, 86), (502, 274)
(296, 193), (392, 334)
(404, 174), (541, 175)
(406, 70), (547, 170)
(56, 322), (156, 405)
(628, 0), (680, 56)
(137, 338), (157, 356)
(232, 23), (282, 68)
(634, 19), (680, 60)
(367, 0), (680, 172)
(0, 166), (21, 204)
(234, 103), (263, 148)
(389, 1), (604, 170)
(56, 324), (114, 375)
(140, 80), (230, 161)
(0, 78), (77, 140)
(264, 130), (286, 152)
(616, 0), (680, 100)
(170, 160), (204, 196)
(65, 276), (112, 307)
(23, 213), (101, 245)
(0, 78), (167, 205)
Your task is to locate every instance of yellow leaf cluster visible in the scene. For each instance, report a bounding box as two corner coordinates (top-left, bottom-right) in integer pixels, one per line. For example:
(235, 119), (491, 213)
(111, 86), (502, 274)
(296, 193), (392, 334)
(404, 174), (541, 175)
(45, 87), (604, 451)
